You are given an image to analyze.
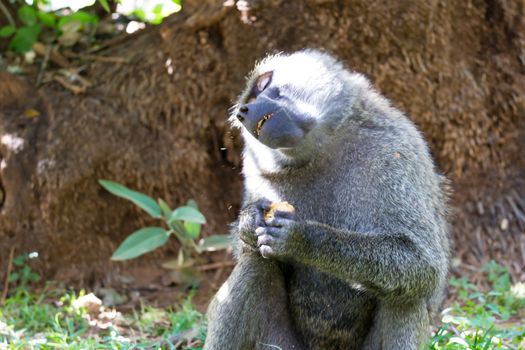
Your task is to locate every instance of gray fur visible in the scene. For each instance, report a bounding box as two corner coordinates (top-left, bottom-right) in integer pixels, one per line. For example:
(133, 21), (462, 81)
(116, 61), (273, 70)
(205, 49), (450, 350)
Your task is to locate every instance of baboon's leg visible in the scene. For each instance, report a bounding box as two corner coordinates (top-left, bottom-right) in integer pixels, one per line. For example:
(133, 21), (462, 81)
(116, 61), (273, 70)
(204, 254), (304, 350)
(363, 300), (430, 350)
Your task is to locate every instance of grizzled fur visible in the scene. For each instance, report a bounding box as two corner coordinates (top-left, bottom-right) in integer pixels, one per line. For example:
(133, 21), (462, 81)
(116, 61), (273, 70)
(204, 50), (450, 350)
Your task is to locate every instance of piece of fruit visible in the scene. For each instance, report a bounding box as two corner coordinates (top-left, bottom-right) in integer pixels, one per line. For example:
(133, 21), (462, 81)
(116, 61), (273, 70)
(264, 201), (295, 221)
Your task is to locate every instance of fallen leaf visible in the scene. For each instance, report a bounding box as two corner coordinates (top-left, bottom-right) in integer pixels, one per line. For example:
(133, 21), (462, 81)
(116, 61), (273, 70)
(24, 108), (40, 118)
(72, 293), (102, 315)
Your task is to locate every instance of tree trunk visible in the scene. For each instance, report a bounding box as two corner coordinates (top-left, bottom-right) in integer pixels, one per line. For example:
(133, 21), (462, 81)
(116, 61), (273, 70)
(0, 0), (523, 286)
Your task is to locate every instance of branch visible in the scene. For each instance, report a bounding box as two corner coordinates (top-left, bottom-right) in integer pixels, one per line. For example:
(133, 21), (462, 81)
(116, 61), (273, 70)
(0, 1), (15, 27)
(0, 247), (15, 305)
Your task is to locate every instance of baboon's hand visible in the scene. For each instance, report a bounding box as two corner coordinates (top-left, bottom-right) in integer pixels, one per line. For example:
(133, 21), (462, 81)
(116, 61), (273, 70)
(238, 199), (271, 249)
(256, 207), (297, 259)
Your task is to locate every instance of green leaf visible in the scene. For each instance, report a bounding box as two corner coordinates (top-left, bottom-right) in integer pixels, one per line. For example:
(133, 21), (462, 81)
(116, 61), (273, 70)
(18, 6), (37, 26)
(99, 180), (161, 218)
(71, 11), (99, 24)
(12, 254), (26, 266)
(111, 227), (169, 261)
(8, 25), (41, 53)
(168, 220), (193, 240)
(172, 0), (182, 5)
(29, 272), (40, 282)
(152, 4), (163, 15)
(37, 11), (56, 28)
(98, 0), (110, 12)
(58, 11), (98, 30)
(21, 265), (31, 278)
(151, 4), (164, 24)
(0, 25), (16, 38)
(195, 235), (232, 253)
(184, 222), (201, 239)
(169, 206), (206, 224)
(151, 16), (163, 25)
(8, 272), (19, 282)
(447, 337), (469, 347)
(132, 9), (146, 22)
(158, 199), (172, 220)
(183, 200), (201, 238)
(186, 199), (198, 209)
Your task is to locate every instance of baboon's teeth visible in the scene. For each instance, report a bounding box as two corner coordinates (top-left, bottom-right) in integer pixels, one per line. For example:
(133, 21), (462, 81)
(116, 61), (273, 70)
(255, 113), (274, 137)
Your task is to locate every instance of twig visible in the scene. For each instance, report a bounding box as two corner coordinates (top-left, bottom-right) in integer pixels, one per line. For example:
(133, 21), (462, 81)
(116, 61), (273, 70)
(53, 69), (92, 94)
(87, 32), (136, 53)
(506, 195), (525, 224)
(63, 51), (130, 64)
(36, 44), (52, 86)
(60, 68), (92, 86)
(1, 247), (15, 305)
(53, 75), (87, 94)
(196, 259), (235, 272)
(33, 42), (70, 68)
(0, 1), (15, 27)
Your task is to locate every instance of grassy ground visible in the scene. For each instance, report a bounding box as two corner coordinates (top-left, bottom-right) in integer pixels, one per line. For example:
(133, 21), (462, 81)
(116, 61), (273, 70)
(0, 286), (206, 349)
(0, 260), (523, 349)
(430, 261), (525, 349)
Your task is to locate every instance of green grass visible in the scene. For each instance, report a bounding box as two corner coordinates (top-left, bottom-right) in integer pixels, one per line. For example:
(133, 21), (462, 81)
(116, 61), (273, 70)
(0, 259), (523, 349)
(429, 261), (525, 349)
(0, 286), (206, 349)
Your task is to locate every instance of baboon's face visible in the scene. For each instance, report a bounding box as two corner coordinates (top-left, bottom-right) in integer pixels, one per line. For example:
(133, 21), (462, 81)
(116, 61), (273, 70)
(233, 51), (344, 149)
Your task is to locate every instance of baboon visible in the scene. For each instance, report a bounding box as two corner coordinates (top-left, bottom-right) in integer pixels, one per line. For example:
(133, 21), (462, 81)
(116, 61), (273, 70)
(204, 49), (449, 350)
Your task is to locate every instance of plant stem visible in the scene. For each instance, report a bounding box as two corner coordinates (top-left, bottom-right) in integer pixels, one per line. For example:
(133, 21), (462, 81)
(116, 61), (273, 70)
(0, 1), (15, 27)
(1, 247), (15, 305)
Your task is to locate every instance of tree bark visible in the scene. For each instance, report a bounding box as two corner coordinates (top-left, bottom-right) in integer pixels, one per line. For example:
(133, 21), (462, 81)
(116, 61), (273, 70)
(0, 0), (524, 285)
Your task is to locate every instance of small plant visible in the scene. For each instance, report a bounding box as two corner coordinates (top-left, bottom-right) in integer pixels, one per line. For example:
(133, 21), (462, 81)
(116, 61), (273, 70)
(0, 3), (99, 53)
(7, 253), (40, 290)
(99, 180), (231, 274)
(429, 261), (525, 349)
(166, 294), (207, 349)
(0, 0), (182, 54)
(0, 5), (45, 53)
